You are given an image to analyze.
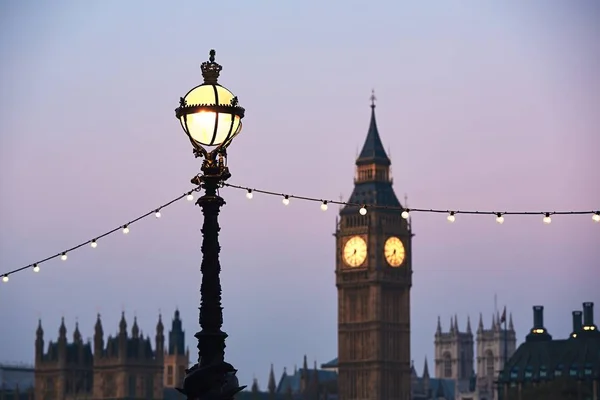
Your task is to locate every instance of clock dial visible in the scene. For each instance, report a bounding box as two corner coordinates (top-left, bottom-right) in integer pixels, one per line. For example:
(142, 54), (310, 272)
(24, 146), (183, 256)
(384, 236), (405, 267)
(343, 236), (367, 267)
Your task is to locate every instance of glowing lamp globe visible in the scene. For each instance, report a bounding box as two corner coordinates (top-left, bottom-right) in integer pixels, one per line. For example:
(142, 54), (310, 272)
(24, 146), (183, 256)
(176, 50), (245, 149)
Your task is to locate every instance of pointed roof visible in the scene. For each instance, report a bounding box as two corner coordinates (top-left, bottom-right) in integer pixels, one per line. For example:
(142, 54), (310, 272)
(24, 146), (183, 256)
(268, 364), (277, 393)
(73, 321), (82, 343)
(356, 91), (391, 167)
(59, 317), (66, 338)
(119, 311), (127, 334)
(466, 315), (472, 333)
(423, 357), (430, 378)
(132, 316), (139, 338)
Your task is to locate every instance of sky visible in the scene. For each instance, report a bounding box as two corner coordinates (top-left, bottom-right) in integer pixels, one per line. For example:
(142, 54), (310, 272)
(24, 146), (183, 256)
(0, 0), (599, 389)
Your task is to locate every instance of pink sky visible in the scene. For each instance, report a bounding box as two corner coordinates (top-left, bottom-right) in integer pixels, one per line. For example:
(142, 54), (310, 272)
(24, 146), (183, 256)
(0, 0), (598, 387)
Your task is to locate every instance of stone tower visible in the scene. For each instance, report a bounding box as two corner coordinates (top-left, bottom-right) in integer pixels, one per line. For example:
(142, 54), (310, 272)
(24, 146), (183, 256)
(92, 312), (164, 399)
(34, 318), (94, 400)
(434, 315), (475, 380)
(476, 312), (517, 399)
(163, 308), (190, 388)
(336, 93), (413, 400)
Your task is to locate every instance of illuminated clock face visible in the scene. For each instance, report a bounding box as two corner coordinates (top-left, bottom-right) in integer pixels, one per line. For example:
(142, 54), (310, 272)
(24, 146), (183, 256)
(384, 236), (406, 267)
(343, 236), (367, 267)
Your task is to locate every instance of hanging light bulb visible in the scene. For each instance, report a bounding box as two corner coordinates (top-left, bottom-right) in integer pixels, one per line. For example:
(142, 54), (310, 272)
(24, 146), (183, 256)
(186, 193), (194, 201)
(543, 213), (552, 224)
(246, 189), (253, 199)
(359, 205), (368, 215)
(123, 225), (130, 234)
(321, 201), (328, 211)
(61, 252), (68, 261)
(155, 209), (162, 218)
(593, 212), (600, 223)
(495, 213), (504, 224)
(282, 195), (290, 206)
(447, 211), (456, 223)
(2, 275), (8, 283)
(401, 209), (410, 219)
(91, 239), (98, 248)
(33, 264), (40, 272)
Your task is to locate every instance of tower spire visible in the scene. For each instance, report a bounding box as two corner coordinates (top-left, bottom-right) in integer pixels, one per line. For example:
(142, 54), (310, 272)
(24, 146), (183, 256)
(370, 89), (376, 109)
(355, 91), (390, 166)
(268, 364), (277, 394)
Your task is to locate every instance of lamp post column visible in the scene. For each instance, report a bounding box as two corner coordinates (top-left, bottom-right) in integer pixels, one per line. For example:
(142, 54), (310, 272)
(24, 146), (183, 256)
(195, 164), (229, 367)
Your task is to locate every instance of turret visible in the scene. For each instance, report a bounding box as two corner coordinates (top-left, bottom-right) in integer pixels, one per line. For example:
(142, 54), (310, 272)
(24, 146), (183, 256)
(119, 312), (127, 336)
(156, 313), (164, 360)
(251, 376), (259, 393)
(94, 314), (104, 356)
(58, 317), (67, 365)
(423, 357), (430, 393)
(73, 321), (82, 344)
(35, 319), (44, 362)
(132, 316), (139, 338)
(169, 309), (185, 355)
(268, 363), (277, 396)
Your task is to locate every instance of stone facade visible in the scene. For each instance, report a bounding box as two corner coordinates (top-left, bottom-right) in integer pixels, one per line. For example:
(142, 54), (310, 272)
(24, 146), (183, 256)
(33, 310), (189, 400)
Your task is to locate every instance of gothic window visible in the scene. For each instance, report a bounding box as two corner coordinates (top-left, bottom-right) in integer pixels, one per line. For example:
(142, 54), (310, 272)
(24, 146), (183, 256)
(146, 374), (154, 399)
(104, 374), (116, 397)
(178, 366), (185, 384)
(167, 365), (174, 385)
(128, 375), (136, 397)
(443, 352), (452, 378)
(485, 350), (494, 378)
(460, 348), (467, 378)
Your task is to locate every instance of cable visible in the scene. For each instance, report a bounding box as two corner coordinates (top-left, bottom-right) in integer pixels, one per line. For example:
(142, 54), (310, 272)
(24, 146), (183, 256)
(224, 183), (600, 222)
(2, 182), (599, 284)
(1, 188), (199, 282)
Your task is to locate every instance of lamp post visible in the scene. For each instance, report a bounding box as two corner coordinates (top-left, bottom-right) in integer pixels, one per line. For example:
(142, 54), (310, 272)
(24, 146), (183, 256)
(175, 49), (246, 400)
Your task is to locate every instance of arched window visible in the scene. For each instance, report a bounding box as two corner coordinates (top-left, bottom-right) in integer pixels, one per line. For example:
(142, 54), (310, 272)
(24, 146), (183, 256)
(486, 350), (495, 378)
(443, 352), (452, 378)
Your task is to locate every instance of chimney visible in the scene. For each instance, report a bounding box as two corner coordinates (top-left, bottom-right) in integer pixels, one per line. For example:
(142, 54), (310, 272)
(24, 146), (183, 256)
(533, 306), (544, 329)
(572, 311), (583, 333)
(583, 302), (594, 327)
(526, 305), (552, 342)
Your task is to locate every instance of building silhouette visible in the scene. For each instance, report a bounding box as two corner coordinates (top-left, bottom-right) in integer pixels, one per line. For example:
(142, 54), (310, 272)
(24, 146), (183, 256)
(33, 310), (189, 400)
(498, 302), (600, 400)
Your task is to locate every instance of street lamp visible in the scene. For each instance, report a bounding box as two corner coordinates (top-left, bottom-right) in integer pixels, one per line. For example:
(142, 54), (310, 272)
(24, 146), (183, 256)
(175, 49), (246, 400)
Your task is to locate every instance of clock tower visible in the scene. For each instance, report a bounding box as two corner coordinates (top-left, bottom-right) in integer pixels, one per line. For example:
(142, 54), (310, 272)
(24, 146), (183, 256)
(335, 93), (413, 400)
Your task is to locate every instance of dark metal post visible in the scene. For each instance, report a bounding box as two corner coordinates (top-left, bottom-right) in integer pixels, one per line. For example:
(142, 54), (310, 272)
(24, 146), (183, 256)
(195, 161), (228, 367)
(178, 150), (245, 400)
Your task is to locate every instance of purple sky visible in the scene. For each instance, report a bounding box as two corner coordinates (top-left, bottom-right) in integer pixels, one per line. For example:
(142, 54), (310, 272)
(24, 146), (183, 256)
(1, 0), (598, 388)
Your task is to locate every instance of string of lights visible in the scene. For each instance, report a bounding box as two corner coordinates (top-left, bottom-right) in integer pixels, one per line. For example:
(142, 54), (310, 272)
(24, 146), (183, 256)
(223, 183), (600, 225)
(0, 188), (200, 283)
(2, 182), (598, 283)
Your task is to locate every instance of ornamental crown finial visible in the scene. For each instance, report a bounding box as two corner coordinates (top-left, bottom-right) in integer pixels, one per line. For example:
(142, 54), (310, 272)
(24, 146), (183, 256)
(201, 49), (222, 84)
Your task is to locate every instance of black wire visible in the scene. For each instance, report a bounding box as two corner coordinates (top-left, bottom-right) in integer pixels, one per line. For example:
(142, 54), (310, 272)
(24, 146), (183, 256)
(223, 183), (598, 216)
(1, 189), (198, 278)
(2, 182), (598, 280)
